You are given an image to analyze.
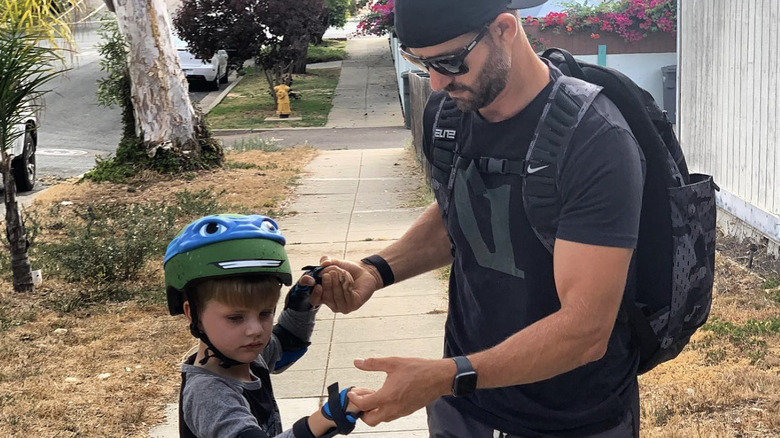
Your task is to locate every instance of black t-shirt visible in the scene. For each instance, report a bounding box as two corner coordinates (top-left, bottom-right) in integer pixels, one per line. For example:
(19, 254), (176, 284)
(422, 63), (645, 435)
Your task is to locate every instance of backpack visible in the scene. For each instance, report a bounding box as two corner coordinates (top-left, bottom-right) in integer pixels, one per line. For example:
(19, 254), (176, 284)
(428, 47), (717, 374)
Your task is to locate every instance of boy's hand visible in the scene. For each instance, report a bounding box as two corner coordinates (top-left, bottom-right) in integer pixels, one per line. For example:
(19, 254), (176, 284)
(307, 257), (379, 314)
(346, 387), (374, 414)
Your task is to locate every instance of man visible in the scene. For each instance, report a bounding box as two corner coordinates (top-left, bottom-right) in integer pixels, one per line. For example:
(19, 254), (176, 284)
(307, 0), (645, 436)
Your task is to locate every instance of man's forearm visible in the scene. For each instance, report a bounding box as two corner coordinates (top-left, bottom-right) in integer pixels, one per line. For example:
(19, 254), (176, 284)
(375, 202), (453, 284)
(468, 307), (612, 389)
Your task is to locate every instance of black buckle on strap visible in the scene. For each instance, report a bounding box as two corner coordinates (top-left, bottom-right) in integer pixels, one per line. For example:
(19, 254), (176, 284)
(477, 157), (526, 175)
(486, 157), (508, 174)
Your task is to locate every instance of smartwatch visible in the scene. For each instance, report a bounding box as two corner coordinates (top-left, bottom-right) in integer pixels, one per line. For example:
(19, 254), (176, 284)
(451, 356), (478, 397)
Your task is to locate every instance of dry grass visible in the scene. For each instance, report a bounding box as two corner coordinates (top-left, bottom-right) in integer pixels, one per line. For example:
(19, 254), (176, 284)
(0, 146), (316, 437)
(639, 254), (780, 437)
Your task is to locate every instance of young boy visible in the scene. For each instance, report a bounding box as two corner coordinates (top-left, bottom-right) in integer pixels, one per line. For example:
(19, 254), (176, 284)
(164, 214), (366, 438)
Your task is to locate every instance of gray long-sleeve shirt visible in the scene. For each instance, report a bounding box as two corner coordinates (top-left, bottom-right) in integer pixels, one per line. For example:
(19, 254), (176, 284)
(181, 307), (318, 438)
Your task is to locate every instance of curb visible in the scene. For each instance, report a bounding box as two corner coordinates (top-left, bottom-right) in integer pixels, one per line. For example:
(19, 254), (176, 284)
(202, 74), (244, 115)
(211, 125), (407, 136)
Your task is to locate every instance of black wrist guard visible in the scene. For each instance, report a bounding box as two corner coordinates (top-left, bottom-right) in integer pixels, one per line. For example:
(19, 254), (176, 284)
(284, 265), (325, 311)
(320, 382), (360, 436)
(292, 417), (316, 438)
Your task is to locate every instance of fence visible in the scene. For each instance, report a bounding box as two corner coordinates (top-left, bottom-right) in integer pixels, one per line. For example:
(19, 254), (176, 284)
(408, 71), (432, 172)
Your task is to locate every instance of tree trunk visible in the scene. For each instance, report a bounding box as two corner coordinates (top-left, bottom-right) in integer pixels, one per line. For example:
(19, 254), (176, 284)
(312, 9), (331, 45)
(113, 0), (199, 155)
(1, 164), (32, 292)
(291, 35), (310, 74)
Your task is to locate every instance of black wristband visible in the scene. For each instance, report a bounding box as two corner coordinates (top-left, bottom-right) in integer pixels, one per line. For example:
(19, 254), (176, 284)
(292, 417), (317, 438)
(361, 255), (395, 287)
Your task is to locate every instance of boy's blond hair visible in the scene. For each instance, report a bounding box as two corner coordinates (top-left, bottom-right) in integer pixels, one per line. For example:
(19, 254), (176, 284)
(190, 276), (282, 316)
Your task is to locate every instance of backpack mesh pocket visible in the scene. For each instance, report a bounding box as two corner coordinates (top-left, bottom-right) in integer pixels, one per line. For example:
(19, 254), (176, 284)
(665, 173), (717, 350)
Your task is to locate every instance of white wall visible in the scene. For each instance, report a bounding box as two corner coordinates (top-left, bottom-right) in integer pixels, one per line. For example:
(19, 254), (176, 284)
(679, 0), (780, 250)
(574, 52), (677, 112)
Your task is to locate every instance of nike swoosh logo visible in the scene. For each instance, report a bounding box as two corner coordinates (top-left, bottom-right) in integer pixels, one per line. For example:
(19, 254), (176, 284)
(526, 164), (549, 174)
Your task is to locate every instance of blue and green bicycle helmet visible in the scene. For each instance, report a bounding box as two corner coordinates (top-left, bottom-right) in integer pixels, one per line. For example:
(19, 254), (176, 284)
(164, 214), (293, 315)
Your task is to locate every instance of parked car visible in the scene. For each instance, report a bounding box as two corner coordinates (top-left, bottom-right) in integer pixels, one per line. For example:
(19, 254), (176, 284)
(172, 35), (229, 91)
(8, 112), (37, 192)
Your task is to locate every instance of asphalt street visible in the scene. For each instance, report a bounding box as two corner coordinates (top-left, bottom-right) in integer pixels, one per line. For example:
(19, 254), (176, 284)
(35, 27), (122, 181)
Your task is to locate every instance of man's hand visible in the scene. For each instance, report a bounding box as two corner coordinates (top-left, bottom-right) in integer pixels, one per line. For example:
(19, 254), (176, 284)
(305, 257), (380, 314)
(347, 357), (454, 426)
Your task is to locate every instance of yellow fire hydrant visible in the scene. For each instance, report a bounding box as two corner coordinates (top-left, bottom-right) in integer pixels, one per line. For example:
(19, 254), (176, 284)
(274, 84), (292, 118)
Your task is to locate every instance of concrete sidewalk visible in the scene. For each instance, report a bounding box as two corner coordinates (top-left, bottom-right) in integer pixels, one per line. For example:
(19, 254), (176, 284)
(273, 148), (446, 437)
(149, 37), (446, 437)
(326, 38), (405, 128)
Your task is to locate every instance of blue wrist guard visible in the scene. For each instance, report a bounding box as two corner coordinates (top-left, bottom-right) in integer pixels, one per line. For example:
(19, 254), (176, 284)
(321, 383), (360, 435)
(284, 265), (324, 311)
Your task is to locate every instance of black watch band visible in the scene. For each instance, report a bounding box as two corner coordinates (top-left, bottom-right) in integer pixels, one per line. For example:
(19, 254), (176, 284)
(451, 355), (478, 397)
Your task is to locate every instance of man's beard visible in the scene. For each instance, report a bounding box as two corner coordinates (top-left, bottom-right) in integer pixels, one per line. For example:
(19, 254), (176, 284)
(446, 44), (510, 112)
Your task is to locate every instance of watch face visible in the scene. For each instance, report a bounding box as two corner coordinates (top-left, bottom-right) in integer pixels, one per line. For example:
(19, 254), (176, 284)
(453, 371), (478, 397)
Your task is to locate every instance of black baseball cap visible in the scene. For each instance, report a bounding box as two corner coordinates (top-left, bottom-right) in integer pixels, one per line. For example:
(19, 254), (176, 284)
(395, 0), (549, 48)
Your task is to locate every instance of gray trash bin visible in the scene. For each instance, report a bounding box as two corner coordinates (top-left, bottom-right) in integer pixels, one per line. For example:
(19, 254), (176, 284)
(661, 65), (677, 122)
(401, 71), (412, 129)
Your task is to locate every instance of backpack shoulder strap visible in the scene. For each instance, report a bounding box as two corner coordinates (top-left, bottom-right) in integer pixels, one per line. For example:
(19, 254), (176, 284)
(523, 75), (603, 253)
(179, 354), (199, 438)
(429, 96), (469, 218)
(429, 96), (462, 186)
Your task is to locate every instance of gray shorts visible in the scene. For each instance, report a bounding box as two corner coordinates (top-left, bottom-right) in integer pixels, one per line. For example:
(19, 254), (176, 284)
(426, 395), (638, 438)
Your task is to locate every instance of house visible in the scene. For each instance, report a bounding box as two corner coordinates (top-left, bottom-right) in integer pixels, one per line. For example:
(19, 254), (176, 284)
(679, 0), (780, 255)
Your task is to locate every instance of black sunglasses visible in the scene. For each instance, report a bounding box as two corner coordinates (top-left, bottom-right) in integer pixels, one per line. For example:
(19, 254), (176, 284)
(400, 24), (490, 76)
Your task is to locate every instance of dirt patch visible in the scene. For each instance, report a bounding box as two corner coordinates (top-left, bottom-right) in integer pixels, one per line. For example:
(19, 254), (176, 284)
(33, 148), (316, 214)
(0, 146), (316, 437)
(716, 229), (780, 284)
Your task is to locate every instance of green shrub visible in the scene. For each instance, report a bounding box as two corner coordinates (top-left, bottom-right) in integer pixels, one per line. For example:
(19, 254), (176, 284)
(307, 40), (347, 63)
(701, 317), (780, 366)
(35, 203), (172, 284)
(763, 276), (780, 290)
(85, 131), (224, 183)
(29, 188), (224, 290)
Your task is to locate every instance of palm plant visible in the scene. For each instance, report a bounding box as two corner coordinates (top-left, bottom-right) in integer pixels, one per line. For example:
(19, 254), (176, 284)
(0, 2), (74, 291)
(0, 0), (75, 44)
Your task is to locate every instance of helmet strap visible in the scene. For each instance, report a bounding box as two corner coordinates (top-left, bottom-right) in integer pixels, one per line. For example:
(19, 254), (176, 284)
(186, 294), (246, 369)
